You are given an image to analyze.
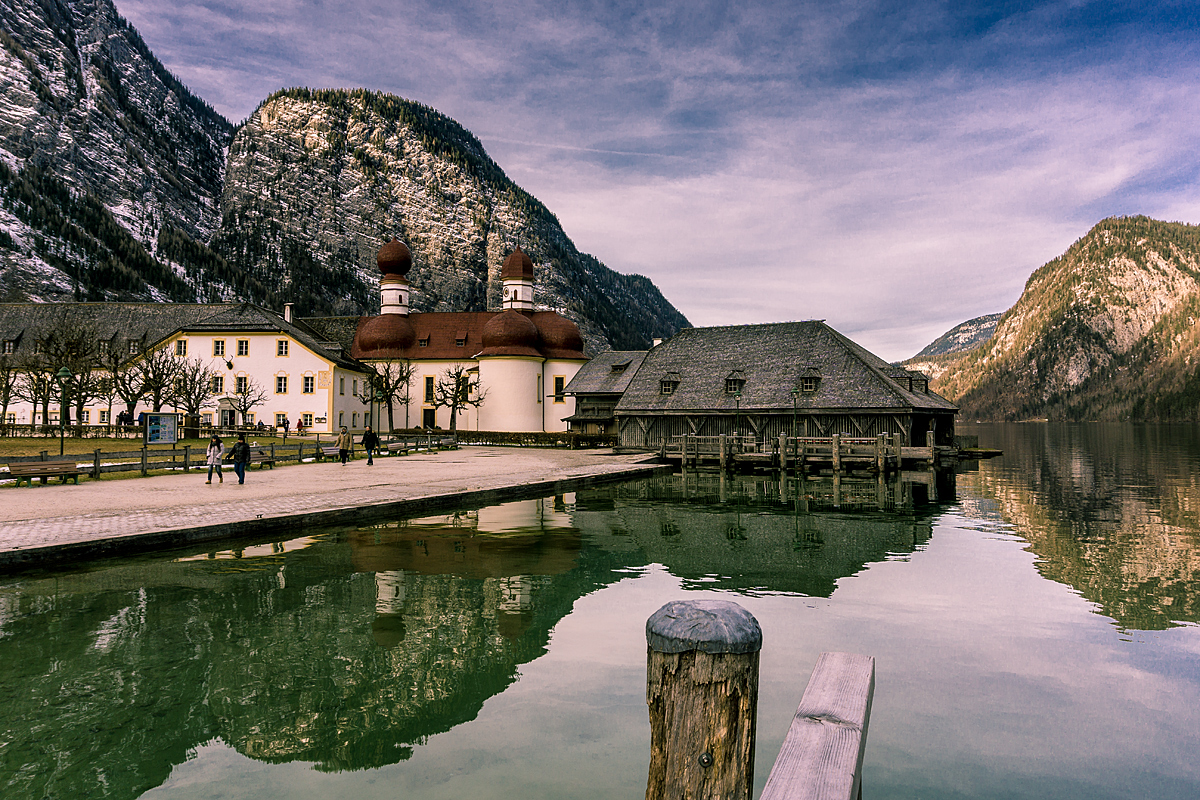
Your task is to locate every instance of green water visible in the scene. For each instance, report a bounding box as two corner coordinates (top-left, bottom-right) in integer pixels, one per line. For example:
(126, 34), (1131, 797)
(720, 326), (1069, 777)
(2, 423), (1199, 799)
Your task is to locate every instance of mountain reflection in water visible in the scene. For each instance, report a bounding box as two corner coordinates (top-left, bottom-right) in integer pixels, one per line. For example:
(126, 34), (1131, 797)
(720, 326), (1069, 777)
(969, 423), (1200, 630)
(0, 475), (943, 800)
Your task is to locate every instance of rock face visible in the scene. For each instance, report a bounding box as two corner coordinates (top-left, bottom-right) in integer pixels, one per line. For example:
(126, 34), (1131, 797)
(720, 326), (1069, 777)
(0, 0), (231, 299)
(903, 312), (1002, 380)
(215, 89), (688, 351)
(934, 216), (1200, 420)
(0, 2), (689, 351)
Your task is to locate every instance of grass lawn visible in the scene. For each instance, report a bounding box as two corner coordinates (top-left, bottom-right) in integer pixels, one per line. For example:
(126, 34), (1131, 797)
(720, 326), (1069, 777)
(0, 435), (303, 459)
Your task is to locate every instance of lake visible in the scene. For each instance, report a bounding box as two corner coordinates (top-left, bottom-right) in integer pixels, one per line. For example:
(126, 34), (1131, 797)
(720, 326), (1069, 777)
(2, 422), (1199, 799)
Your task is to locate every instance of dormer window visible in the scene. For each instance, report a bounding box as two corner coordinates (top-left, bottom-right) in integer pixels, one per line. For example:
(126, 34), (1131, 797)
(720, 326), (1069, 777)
(1, 340), (13, 355)
(127, 339), (140, 355)
(660, 372), (681, 395)
(455, 330), (467, 347)
(798, 367), (821, 394)
(418, 337), (430, 347)
(724, 370), (746, 395)
(611, 361), (630, 374)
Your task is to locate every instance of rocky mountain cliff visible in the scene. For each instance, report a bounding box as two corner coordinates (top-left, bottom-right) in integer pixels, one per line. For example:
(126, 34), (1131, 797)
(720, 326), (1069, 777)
(214, 88), (688, 351)
(0, 0), (688, 352)
(934, 216), (1200, 421)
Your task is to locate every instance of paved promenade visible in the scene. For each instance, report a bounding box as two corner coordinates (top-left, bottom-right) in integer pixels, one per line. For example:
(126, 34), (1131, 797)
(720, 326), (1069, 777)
(0, 447), (666, 571)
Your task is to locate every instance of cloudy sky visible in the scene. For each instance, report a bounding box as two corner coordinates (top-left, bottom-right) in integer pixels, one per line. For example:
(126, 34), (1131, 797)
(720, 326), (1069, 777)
(114, 0), (1200, 360)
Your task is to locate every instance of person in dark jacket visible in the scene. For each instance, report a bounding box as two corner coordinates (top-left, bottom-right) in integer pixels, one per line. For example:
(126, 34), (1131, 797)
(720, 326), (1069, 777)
(361, 426), (380, 465)
(230, 433), (251, 484)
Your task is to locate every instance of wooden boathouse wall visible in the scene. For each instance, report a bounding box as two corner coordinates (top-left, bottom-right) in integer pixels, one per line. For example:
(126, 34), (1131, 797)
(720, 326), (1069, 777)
(618, 411), (954, 451)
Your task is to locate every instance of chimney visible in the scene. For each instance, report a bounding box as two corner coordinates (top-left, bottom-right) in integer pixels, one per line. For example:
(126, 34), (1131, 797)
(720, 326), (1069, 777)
(284, 303), (294, 323)
(652, 338), (663, 347)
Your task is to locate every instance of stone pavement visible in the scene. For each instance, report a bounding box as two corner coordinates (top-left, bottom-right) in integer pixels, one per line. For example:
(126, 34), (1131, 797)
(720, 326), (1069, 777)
(0, 446), (667, 570)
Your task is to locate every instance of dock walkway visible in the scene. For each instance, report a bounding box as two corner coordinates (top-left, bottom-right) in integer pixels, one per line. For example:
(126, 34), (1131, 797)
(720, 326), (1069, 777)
(0, 446), (666, 571)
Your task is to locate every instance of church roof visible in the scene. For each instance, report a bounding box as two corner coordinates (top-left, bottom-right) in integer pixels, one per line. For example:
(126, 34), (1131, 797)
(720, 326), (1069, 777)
(614, 321), (957, 414)
(350, 311), (586, 361)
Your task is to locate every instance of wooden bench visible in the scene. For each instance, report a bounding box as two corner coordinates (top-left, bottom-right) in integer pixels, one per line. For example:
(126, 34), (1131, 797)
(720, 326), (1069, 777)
(6, 460), (84, 487)
(760, 652), (875, 800)
(386, 441), (415, 455)
(318, 445), (354, 461)
(436, 437), (458, 450)
(248, 449), (275, 469)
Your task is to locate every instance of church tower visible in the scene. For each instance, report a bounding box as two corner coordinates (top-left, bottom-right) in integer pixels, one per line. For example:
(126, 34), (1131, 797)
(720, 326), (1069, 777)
(501, 247), (535, 311)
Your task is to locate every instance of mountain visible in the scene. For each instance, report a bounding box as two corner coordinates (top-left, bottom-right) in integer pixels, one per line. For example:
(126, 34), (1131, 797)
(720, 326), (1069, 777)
(903, 312), (1001, 380)
(0, 0), (688, 352)
(214, 88), (688, 351)
(934, 216), (1200, 421)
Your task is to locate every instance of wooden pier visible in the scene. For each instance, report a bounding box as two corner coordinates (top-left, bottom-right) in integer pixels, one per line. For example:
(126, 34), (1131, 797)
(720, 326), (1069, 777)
(663, 432), (947, 472)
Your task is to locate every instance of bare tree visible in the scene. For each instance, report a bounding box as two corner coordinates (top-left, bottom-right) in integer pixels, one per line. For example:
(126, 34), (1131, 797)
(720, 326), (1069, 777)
(359, 360), (414, 432)
(228, 375), (270, 427)
(141, 346), (181, 412)
(0, 355), (18, 433)
(173, 356), (219, 416)
(13, 355), (53, 431)
(432, 365), (486, 434)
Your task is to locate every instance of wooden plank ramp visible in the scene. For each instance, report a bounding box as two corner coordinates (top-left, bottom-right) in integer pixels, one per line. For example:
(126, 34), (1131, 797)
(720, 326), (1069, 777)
(760, 652), (875, 800)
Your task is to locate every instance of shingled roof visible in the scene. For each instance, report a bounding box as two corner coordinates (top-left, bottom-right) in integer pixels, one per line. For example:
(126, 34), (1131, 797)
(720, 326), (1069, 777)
(614, 321), (957, 414)
(564, 350), (648, 395)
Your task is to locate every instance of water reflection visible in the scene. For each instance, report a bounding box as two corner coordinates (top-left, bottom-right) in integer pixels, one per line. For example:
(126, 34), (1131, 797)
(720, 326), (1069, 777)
(0, 472), (951, 799)
(971, 423), (1200, 630)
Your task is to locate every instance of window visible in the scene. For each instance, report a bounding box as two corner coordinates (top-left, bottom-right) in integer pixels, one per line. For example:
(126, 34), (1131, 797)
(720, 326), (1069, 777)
(537, 374), (542, 404)
(175, 339), (187, 356)
(424, 376), (435, 404)
(97, 340), (108, 355)
(339, 377), (345, 395)
(275, 375), (288, 394)
(302, 412), (313, 428)
(97, 378), (112, 395)
(352, 412), (358, 428)
(99, 410), (110, 424)
(660, 373), (680, 395)
(277, 339), (289, 357)
(211, 376), (224, 393)
(33, 340), (43, 355)
(418, 337), (430, 347)
(244, 413), (255, 426)
(1, 340), (13, 355)
(237, 339), (249, 356)
(553, 376), (565, 403)
(303, 375), (314, 394)
(236, 376), (248, 394)
(352, 379), (358, 397)
(276, 413), (287, 427)
(201, 413), (212, 427)
(800, 376), (819, 393)
(610, 361), (629, 373)
(128, 339), (140, 355)
(339, 411), (344, 427)
(725, 378), (745, 394)
(5, 413), (14, 425)
(79, 410), (90, 424)
(455, 331), (467, 346)
(213, 340), (225, 357)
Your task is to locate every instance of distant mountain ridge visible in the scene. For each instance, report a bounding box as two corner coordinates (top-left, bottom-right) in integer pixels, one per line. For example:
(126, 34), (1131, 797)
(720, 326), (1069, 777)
(0, 0), (688, 352)
(914, 313), (1002, 357)
(932, 216), (1200, 421)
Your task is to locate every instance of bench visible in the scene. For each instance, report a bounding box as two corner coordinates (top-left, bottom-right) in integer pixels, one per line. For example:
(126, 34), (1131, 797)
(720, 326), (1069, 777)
(248, 449), (275, 469)
(6, 460), (84, 487)
(318, 445), (349, 461)
(386, 441), (415, 455)
(760, 652), (875, 800)
(436, 437), (458, 450)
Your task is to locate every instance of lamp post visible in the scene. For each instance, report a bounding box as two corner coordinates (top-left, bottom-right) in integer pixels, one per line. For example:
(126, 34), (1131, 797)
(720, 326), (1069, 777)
(55, 366), (72, 456)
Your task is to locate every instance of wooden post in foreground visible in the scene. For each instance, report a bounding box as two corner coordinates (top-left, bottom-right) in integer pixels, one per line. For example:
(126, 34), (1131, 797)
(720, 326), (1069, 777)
(645, 599), (762, 800)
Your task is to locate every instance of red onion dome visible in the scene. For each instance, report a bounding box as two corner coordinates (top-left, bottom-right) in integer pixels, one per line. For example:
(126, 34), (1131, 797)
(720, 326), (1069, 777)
(533, 312), (585, 359)
(501, 246), (535, 280)
(478, 309), (541, 357)
(377, 238), (412, 277)
(353, 314), (417, 358)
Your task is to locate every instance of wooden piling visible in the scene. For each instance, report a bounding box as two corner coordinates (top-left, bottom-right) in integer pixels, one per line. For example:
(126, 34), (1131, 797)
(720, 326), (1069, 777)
(140, 447), (147, 476)
(645, 599), (763, 800)
(831, 433), (841, 472)
(93, 448), (101, 480)
(183, 444), (191, 473)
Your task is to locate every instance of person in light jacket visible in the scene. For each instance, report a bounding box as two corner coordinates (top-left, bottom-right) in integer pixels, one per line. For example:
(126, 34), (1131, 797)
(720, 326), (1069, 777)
(230, 433), (251, 484)
(335, 426), (353, 465)
(205, 434), (224, 484)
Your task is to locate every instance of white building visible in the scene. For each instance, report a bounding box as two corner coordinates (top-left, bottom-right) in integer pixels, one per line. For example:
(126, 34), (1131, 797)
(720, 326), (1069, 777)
(343, 240), (588, 432)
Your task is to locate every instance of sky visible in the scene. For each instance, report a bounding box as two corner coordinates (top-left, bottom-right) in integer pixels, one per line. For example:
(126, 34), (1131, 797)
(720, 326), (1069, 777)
(112, 0), (1200, 360)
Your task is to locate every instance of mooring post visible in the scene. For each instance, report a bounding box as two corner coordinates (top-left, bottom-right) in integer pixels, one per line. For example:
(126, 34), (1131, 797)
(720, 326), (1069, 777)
(875, 434), (885, 473)
(832, 433), (841, 472)
(93, 448), (101, 479)
(140, 447), (147, 476)
(719, 434), (727, 471)
(183, 444), (190, 472)
(645, 599), (763, 800)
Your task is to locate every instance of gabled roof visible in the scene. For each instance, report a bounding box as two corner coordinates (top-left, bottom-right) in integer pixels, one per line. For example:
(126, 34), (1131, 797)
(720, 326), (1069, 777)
(0, 303), (367, 372)
(564, 350), (648, 395)
(614, 321), (957, 414)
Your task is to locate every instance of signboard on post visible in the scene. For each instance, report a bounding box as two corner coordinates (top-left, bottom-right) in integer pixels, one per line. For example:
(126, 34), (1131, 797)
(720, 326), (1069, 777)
(145, 413), (181, 445)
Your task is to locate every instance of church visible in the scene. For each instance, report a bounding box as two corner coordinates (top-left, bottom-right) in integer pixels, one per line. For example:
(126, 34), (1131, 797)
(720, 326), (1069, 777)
(342, 239), (588, 432)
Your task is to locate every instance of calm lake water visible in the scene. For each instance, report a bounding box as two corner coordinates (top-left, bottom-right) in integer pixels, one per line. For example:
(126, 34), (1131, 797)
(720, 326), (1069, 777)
(2, 423), (1199, 799)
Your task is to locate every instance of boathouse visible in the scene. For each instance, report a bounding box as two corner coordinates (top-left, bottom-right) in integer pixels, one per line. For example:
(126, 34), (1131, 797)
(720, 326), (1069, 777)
(562, 350), (648, 435)
(612, 321), (957, 451)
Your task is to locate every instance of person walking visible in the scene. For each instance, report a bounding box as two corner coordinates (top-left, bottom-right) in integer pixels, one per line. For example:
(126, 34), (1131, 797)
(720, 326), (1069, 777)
(230, 433), (251, 484)
(205, 433), (224, 484)
(336, 425), (353, 465)
(361, 426), (380, 465)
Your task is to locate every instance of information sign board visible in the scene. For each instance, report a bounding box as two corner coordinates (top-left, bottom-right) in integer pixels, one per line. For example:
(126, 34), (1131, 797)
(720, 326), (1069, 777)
(145, 413), (180, 445)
